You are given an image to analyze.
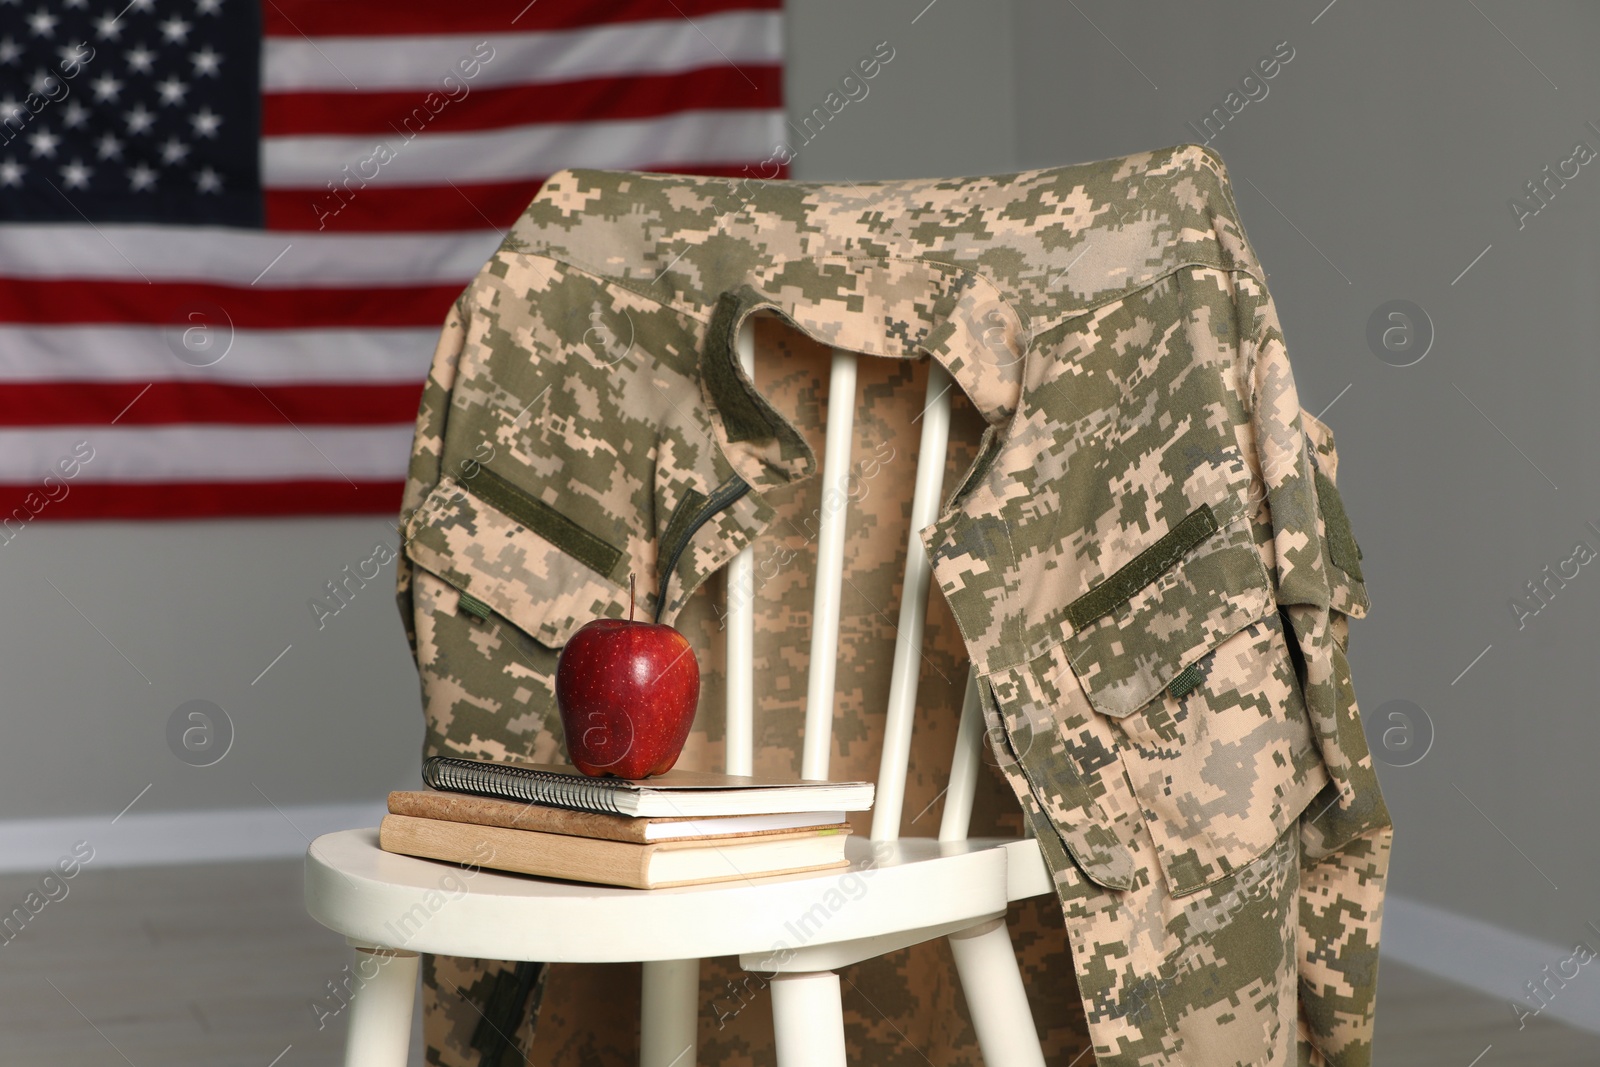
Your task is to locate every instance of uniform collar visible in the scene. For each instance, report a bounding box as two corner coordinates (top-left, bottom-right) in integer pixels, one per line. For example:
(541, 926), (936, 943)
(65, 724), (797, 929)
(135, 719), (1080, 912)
(699, 266), (1026, 494)
(507, 146), (1267, 502)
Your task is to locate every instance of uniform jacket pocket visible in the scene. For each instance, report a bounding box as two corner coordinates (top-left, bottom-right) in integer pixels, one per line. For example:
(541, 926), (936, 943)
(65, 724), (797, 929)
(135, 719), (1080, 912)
(1060, 448), (1329, 896)
(1062, 451), (1274, 721)
(403, 472), (626, 649)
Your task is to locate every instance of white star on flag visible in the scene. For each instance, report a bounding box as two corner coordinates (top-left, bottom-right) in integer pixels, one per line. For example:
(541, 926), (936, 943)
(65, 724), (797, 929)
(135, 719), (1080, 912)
(190, 47), (221, 76)
(190, 108), (221, 137)
(60, 158), (91, 187)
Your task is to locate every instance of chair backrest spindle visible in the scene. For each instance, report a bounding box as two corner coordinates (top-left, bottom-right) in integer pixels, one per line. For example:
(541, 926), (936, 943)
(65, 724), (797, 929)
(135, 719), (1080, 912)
(723, 319), (757, 777)
(937, 668), (984, 842)
(868, 363), (955, 842)
(800, 350), (860, 781)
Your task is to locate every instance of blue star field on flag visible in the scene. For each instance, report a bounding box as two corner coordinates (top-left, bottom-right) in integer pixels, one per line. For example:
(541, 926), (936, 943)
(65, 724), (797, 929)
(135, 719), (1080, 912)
(0, 0), (260, 225)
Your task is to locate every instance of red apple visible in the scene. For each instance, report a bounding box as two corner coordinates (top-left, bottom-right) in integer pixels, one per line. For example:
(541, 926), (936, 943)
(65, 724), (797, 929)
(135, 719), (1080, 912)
(555, 613), (700, 780)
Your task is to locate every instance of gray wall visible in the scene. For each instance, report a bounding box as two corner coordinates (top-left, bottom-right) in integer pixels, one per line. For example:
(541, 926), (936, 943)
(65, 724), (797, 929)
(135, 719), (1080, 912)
(3, 0), (1594, 961)
(0, 517), (424, 819)
(785, 1), (1018, 180)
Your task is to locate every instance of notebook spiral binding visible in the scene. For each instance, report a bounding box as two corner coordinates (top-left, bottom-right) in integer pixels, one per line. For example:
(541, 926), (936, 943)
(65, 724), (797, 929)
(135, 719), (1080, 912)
(423, 757), (625, 815)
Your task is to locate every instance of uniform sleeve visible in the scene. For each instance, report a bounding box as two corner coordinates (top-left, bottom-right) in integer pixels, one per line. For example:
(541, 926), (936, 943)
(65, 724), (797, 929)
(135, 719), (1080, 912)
(1246, 285), (1394, 1067)
(1245, 290), (1390, 852)
(395, 298), (468, 662)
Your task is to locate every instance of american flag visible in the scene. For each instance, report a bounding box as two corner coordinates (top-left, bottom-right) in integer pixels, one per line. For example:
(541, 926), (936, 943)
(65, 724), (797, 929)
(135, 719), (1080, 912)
(0, 0), (783, 520)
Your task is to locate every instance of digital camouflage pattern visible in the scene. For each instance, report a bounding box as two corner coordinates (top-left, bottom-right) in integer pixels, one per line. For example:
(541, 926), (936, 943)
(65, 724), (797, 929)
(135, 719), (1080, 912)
(396, 142), (1392, 1065)
(404, 318), (1086, 1065)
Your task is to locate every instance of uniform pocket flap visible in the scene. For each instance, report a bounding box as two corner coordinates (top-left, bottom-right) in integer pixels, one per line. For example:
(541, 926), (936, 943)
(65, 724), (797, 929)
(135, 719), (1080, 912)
(1302, 411), (1370, 620)
(403, 475), (625, 649)
(1313, 468), (1370, 619)
(1063, 475), (1274, 720)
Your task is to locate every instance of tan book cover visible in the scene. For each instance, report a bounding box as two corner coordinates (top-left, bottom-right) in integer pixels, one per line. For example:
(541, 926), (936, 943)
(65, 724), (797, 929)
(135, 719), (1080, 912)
(379, 813), (851, 890)
(387, 790), (849, 844)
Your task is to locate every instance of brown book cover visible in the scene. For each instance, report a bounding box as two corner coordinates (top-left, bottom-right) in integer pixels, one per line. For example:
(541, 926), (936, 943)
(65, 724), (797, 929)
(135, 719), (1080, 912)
(379, 813), (852, 890)
(387, 790), (849, 844)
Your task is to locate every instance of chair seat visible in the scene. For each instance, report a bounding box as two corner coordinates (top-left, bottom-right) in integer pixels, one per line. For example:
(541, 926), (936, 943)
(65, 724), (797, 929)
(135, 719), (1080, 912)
(998, 837), (1053, 902)
(305, 830), (1027, 964)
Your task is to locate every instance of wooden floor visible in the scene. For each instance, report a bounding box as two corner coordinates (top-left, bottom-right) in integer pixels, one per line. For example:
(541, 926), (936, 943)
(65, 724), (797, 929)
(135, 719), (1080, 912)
(0, 858), (1591, 1065)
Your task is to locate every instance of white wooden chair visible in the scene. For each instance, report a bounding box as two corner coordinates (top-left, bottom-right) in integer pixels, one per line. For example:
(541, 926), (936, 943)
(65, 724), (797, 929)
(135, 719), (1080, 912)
(304, 323), (1057, 1066)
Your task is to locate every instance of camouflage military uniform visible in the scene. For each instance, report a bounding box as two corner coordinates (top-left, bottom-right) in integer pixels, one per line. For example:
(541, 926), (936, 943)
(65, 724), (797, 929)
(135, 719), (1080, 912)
(396, 142), (1392, 1066)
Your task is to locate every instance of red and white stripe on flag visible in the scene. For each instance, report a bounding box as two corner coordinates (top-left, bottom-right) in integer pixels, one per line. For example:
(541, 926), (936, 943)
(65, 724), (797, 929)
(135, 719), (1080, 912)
(0, 0), (783, 521)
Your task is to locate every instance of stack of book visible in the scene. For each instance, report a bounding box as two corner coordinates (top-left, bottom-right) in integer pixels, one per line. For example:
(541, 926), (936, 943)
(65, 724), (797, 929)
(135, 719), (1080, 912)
(379, 756), (876, 890)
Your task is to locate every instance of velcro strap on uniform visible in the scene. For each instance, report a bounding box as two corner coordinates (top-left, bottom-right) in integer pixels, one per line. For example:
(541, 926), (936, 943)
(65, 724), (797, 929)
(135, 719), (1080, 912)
(1166, 662), (1205, 701)
(653, 486), (709, 618)
(1313, 470), (1364, 581)
(659, 487), (709, 567)
(703, 288), (779, 444)
(456, 591), (492, 620)
(1065, 503), (1219, 632)
(461, 469), (623, 578)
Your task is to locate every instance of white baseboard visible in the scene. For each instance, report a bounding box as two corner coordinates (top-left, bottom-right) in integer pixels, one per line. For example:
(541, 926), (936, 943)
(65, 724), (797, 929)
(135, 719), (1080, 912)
(0, 806), (1595, 1035)
(1381, 895), (1600, 1034)
(0, 802), (387, 873)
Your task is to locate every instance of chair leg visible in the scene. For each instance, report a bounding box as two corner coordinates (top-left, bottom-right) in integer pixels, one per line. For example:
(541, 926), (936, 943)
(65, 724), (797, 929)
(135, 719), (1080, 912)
(341, 943), (419, 1067)
(771, 971), (847, 1067)
(948, 918), (1047, 1067)
(640, 958), (700, 1067)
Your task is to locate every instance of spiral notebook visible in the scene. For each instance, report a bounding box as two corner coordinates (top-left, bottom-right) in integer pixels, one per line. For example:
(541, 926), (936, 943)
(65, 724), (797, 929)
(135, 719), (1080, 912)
(422, 756), (875, 818)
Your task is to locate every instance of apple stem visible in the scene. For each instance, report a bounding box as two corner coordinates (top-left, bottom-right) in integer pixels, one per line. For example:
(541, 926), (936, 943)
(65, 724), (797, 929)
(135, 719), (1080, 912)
(629, 573), (636, 622)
